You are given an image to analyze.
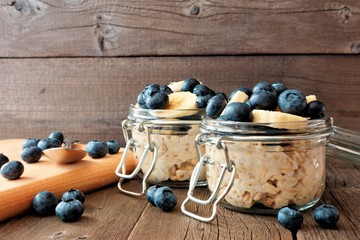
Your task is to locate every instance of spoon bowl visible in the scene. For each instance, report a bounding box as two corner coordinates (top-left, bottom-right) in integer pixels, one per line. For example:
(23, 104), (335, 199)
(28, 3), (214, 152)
(43, 147), (87, 164)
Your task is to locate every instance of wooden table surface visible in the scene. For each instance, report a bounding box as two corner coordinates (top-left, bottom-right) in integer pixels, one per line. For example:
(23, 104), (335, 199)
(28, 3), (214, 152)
(0, 156), (359, 240)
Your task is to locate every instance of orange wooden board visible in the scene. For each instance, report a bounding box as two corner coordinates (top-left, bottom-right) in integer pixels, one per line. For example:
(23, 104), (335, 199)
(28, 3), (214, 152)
(0, 139), (136, 222)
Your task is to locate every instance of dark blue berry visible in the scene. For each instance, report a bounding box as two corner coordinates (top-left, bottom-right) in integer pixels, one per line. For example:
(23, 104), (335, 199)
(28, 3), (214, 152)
(21, 146), (42, 163)
(1, 161), (24, 180)
(205, 94), (228, 119)
(22, 138), (41, 149)
(49, 131), (64, 144)
(137, 92), (148, 109)
(229, 87), (252, 100)
(145, 91), (169, 109)
(62, 189), (85, 204)
(33, 191), (59, 216)
(159, 85), (173, 95)
(146, 185), (160, 206)
(86, 140), (109, 158)
(193, 84), (215, 97)
(222, 102), (253, 122)
(277, 207), (303, 232)
(196, 94), (213, 108)
(55, 199), (84, 222)
(253, 82), (276, 95)
(181, 77), (200, 92)
(278, 89), (307, 115)
(215, 92), (228, 102)
(154, 186), (177, 212)
(249, 91), (278, 111)
(106, 140), (121, 154)
(272, 82), (288, 96)
(313, 204), (339, 229)
(37, 138), (61, 151)
(0, 153), (9, 168)
(137, 84), (161, 109)
(302, 100), (326, 119)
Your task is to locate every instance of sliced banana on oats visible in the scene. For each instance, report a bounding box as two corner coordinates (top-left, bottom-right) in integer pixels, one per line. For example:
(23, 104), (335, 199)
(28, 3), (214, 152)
(252, 110), (307, 129)
(306, 95), (317, 103)
(221, 91), (249, 115)
(168, 80), (184, 92)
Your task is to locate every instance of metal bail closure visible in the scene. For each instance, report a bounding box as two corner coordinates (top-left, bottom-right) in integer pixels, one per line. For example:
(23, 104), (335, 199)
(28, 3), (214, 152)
(181, 137), (236, 222)
(115, 121), (158, 196)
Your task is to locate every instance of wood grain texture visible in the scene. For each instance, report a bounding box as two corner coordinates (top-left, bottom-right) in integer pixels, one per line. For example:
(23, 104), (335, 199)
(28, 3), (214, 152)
(0, 56), (359, 144)
(0, 0), (360, 57)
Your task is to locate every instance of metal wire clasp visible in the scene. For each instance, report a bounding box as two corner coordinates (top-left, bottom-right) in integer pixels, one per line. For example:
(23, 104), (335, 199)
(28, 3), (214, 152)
(181, 135), (236, 222)
(115, 119), (158, 196)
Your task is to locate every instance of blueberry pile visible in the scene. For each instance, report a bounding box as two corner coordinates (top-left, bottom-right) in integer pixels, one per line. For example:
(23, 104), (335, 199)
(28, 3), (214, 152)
(85, 139), (121, 158)
(146, 185), (177, 212)
(277, 204), (340, 237)
(33, 189), (85, 222)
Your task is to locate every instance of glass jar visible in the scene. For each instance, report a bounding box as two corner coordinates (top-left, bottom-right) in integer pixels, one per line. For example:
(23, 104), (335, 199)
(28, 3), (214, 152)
(115, 105), (207, 196)
(181, 117), (360, 222)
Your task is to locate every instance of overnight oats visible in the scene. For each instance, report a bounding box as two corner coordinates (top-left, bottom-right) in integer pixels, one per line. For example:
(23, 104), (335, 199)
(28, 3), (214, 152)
(116, 78), (221, 195)
(182, 82), (335, 221)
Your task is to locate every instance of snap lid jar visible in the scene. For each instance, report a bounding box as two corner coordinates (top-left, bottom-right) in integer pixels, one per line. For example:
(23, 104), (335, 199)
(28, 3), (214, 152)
(181, 117), (360, 222)
(115, 105), (207, 196)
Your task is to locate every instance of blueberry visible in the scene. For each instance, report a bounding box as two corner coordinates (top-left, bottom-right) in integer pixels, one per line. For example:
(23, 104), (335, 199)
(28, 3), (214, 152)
(33, 191), (59, 216)
(302, 100), (326, 119)
(62, 189), (85, 204)
(222, 102), (253, 122)
(181, 77), (200, 92)
(137, 84), (161, 109)
(196, 94), (213, 108)
(48, 131), (64, 144)
(272, 82), (288, 96)
(229, 87), (252, 100)
(137, 92), (148, 109)
(278, 89), (307, 115)
(21, 146), (42, 163)
(55, 199), (84, 222)
(154, 186), (177, 212)
(145, 91), (169, 109)
(215, 92), (228, 102)
(22, 138), (41, 149)
(106, 140), (121, 154)
(159, 85), (173, 95)
(249, 91), (278, 111)
(85, 140), (109, 158)
(313, 204), (339, 229)
(1, 161), (24, 180)
(37, 138), (61, 151)
(252, 82), (276, 95)
(205, 94), (228, 118)
(277, 207), (303, 232)
(146, 185), (160, 206)
(0, 153), (9, 168)
(193, 84), (215, 97)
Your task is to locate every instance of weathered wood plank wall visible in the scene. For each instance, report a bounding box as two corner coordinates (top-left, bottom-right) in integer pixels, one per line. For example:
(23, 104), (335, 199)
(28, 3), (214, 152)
(0, 0), (359, 143)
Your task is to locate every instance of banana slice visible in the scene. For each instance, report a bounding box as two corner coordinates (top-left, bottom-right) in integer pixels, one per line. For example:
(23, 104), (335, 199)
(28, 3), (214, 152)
(252, 110), (307, 129)
(168, 80), (184, 92)
(151, 92), (198, 118)
(221, 91), (248, 115)
(306, 95), (317, 103)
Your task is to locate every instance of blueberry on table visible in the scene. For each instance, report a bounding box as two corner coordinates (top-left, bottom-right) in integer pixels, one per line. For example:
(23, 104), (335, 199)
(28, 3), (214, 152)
(196, 94), (213, 108)
(193, 84), (215, 97)
(302, 100), (326, 119)
(222, 102), (253, 122)
(313, 204), (340, 229)
(229, 87), (252, 100)
(146, 185), (160, 206)
(106, 140), (121, 154)
(154, 186), (177, 212)
(86, 140), (109, 158)
(1, 161), (24, 180)
(48, 131), (64, 144)
(278, 89), (307, 116)
(249, 91), (278, 111)
(21, 146), (42, 163)
(62, 189), (85, 204)
(272, 82), (288, 96)
(33, 191), (59, 216)
(145, 91), (169, 109)
(55, 199), (84, 222)
(277, 207), (303, 238)
(252, 82), (276, 95)
(181, 77), (200, 92)
(22, 138), (41, 149)
(0, 153), (9, 168)
(206, 94), (228, 119)
(37, 138), (61, 151)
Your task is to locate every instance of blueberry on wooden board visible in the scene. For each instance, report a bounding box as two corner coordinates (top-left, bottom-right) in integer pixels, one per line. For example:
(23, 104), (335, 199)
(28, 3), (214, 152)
(21, 146), (42, 163)
(33, 191), (59, 216)
(106, 140), (121, 154)
(1, 161), (24, 180)
(22, 138), (41, 149)
(48, 131), (64, 144)
(86, 140), (109, 158)
(0, 153), (9, 168)
(37, 138), (61, 151)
